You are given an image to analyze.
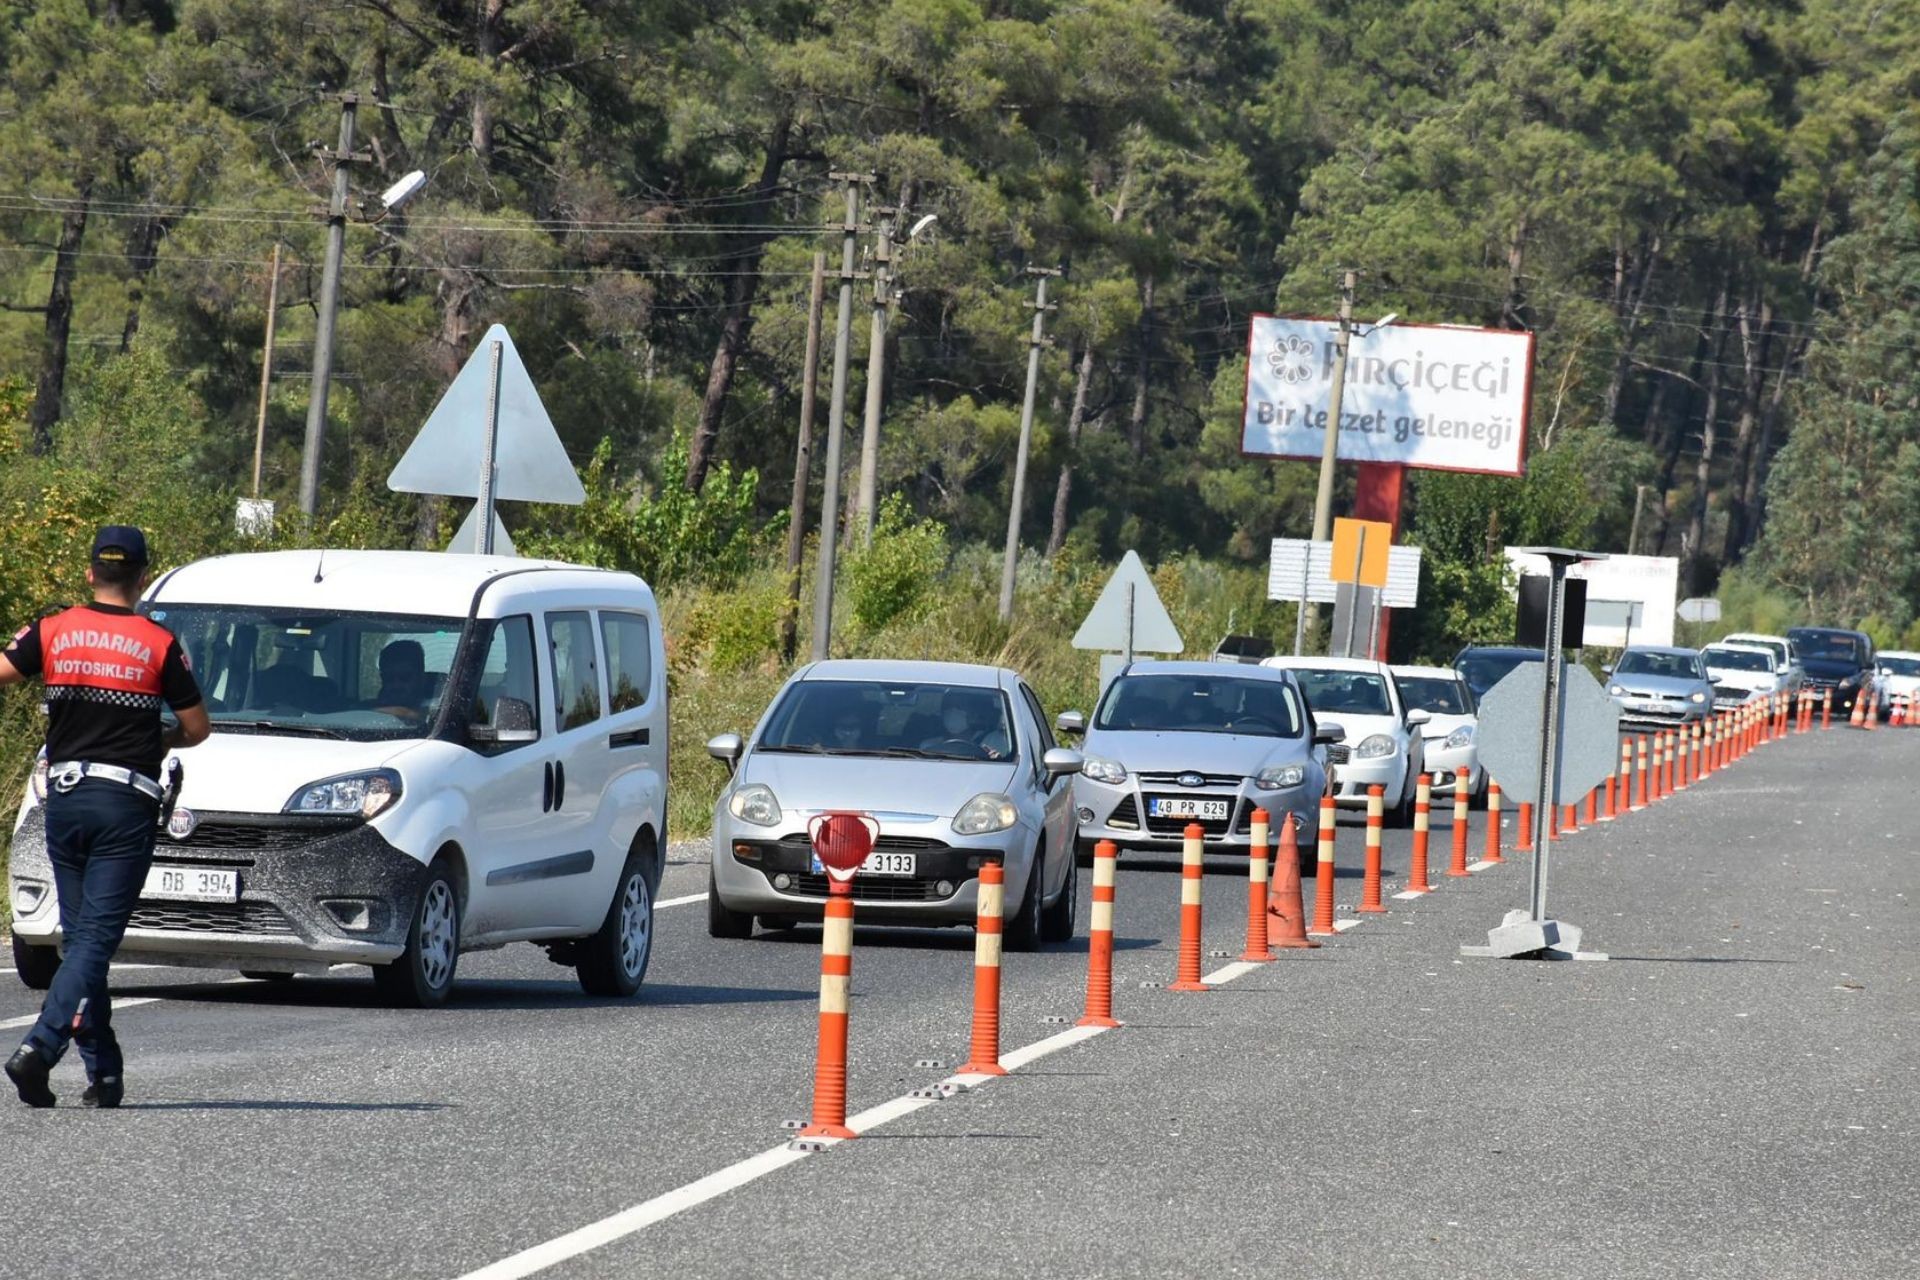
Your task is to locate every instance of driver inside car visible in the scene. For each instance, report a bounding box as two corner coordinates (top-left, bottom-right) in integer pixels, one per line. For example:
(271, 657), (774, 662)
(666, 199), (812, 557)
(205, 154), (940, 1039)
(372, 639), (431, 720)
(921, 691), (1010, 760)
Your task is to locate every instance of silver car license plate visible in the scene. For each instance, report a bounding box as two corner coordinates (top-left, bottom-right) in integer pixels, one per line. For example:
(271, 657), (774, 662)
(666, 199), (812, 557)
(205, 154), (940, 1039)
(1149, 798), (1230, 820)
(144, 865), (239, 903)
(809, 851), (917, 877)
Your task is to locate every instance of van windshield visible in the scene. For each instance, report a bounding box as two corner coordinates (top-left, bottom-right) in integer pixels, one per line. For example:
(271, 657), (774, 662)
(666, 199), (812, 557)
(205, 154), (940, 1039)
(147, 603), (466, 741)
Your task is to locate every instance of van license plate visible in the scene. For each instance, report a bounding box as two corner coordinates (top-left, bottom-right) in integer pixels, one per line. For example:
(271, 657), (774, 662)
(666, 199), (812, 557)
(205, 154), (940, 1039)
(809, 852), (917, 877)
(1149, 798), (1230, 820)
(144, 865), (239, 904)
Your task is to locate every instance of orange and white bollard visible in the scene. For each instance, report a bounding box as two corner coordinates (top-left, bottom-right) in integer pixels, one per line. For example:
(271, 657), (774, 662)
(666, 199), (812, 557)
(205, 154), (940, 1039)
(1266, 815), (1319, 948)
(1660, 731), (1675, 798)
(958, 859), (1008, 1075)
(1605, 745), (1624, 820)
(1406, 773), (1434, 894)
(1360, 786), (1388, 912)
(1584, 783), (1598, 825)
(1516, 800), (1535, 851)
(1634, 736), (1650, 810)
(1447, 769), (1472, 876)
(1850, 691), (1867, 729)
(1168, 824), (1209, 993)
(1676, 724), (1691, 790)
(1240, 809), (1277, 962)
(1484, 781), (1504, 861)
(1561, 797), (1578, 836)
(1821, 688), (1833, 730)
(799, 883), (859, 1139)
(1077, 841), (1121, 1028)
(1309, 796), (1338, 938)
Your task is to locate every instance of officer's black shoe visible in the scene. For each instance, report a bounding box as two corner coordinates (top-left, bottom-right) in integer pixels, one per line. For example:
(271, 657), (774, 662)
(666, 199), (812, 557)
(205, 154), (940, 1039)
(81, 1076), (124, 1109)
(5, 1044), (56, 1109)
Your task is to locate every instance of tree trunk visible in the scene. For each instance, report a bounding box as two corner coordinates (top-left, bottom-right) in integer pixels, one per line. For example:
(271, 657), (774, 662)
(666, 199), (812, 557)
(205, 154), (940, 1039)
(471, 0), (507, 166)
(1046, 341), (1097, 557)
(29, 178), (92, 454)
(119, 216), (170, 352)
(1500, 212), (1528, 329)
(1129, 273), (1154, 457)
(685, 114), (793, 492)
(1677, 279), (1730, 581)
(1746, 327), (1802, 537)
(1603, 231), (1661, 425)
(1650, 288), (1724, 554)
(1719, 292), (1773, 564)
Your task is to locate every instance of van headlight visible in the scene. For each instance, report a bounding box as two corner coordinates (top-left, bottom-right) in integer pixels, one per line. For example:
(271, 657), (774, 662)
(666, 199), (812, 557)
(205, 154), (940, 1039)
(953, 793), (1018, 835)
(1080, 756), (1128, 785)
(1354, 734), (1397, 760)
(1255, 764), (1306, 791)
(727, 783), (782, 827)
(286, 769), (402, 819)
(1444, 725), (1474, 750)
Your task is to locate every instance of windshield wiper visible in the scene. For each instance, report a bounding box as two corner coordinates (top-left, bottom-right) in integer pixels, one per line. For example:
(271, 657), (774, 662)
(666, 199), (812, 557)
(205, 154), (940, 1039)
(758, 744), (936, 759)
(214, 719), (350, 739)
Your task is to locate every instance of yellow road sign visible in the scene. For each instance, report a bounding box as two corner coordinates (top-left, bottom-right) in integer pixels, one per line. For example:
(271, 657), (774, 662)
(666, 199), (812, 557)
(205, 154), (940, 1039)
(1330, 517), (1392, 587)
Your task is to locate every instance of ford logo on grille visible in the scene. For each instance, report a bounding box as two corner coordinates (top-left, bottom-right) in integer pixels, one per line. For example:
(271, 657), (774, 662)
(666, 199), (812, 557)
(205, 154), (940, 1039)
(166, 807), (199, 841)
(1177, 771), (1205, 788)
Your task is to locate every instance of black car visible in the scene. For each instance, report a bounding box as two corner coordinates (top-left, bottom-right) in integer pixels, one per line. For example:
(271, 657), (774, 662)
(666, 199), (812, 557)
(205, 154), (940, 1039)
(1785, 627), (1875, 713)
(1453, 645), (1546, 705)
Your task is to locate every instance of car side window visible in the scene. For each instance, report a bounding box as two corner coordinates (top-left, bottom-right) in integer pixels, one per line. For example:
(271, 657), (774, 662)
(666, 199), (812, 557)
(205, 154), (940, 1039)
(1018, 684), (1054, 785)
(471, 615), (540, 750)
(546, 610), (604, 732)
(599, 611), (653, 714)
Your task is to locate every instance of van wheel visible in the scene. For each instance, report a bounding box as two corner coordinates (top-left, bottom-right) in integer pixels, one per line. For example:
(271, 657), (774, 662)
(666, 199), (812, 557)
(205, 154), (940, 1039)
(706, 864), (754, 939)
(10, 937), (58, 991)
(1039, 847), (1078, 944)
(1003, 847), (1046, 953)
(578, 854), (655, 997)
(373, 863), (460, 1008)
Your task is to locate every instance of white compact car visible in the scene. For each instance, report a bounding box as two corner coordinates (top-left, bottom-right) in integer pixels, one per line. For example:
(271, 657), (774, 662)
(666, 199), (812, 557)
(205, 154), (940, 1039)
(1389, 664), (1481, 800)
(1263, 655), (1429, 824)
(7, 550), (668, 1006)
(1874, 650), (1920, 719)
(1700, 642), (1782, 708)
(1719, 632), (1805, 696)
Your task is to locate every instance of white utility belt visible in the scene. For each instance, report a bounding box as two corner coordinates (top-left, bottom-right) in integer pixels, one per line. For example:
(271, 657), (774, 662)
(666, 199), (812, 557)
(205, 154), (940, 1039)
(48, 761), (163, 801)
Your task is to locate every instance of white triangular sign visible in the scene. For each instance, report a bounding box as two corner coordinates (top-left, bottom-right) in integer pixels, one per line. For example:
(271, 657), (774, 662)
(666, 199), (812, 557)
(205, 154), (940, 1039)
(447, 504), (517, 557)
(388, 325), (586, 505)
(1072, 550), (1183, 653)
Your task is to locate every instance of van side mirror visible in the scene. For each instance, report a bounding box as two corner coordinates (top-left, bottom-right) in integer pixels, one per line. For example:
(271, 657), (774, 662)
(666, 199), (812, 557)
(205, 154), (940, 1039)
(707, 732), (745, 772)
(471, 696), (538, 745)
(1055, 710), (1087, 736)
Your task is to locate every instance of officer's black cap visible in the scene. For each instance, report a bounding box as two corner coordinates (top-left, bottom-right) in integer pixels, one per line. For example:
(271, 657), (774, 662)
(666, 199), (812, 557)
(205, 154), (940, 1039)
(91, 524), (150, 567)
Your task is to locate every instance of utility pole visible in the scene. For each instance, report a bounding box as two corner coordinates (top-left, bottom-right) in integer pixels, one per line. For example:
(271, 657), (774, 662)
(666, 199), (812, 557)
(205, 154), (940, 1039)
(1308, 268), (1358, 543)
(252, 242), (283, 499)
(1628, 483), (1648, 555)
(852, 207), (895, 546)
(811, 173), (870, 663)
(998, 267), (1060, 622)
(298, 92), (364, 520)
(781, 251), (827, 662)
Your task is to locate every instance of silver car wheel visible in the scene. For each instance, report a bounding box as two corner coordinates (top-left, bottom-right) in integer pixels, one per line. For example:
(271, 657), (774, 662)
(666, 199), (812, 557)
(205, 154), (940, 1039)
(419, 880), (457, 990)
(619, 871), (653, 979)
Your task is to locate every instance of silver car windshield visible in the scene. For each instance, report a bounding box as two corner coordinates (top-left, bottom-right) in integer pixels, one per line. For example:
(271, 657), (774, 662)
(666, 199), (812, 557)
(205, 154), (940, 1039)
(1096, 675), (1303, 738)
(758, 680), (1016, 762)
(145, 604), (465, 741)
(1618, 651), (1703, 680)
(1290, 669), (1392, 717)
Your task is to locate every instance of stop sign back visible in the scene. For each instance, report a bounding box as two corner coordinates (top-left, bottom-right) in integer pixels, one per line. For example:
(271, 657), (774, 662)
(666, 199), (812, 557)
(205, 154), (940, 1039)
(809, 812), (879, 882)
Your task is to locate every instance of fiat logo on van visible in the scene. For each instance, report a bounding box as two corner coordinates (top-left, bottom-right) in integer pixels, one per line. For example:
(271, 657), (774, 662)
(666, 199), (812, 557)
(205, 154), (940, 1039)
(166, 807), (200, 841)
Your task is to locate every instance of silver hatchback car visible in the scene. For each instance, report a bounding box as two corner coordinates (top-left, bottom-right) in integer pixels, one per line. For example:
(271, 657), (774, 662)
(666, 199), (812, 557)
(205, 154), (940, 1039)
(705, 660), (1083, 948)
(1064, 661), (1332, 861)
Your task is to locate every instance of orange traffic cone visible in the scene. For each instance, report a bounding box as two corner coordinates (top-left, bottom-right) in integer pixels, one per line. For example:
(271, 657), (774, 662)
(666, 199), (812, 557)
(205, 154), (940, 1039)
(1265, 814), (1320, 949)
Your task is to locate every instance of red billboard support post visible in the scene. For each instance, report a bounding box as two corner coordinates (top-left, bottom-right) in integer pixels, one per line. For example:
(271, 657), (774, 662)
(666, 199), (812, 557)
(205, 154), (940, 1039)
(1351, 462), (1406, 659)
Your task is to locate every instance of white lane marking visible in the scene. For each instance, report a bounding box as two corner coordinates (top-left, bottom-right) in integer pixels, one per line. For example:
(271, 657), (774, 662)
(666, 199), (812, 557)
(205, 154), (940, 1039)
(656, 892), (708, 909)
(459, 1021), (1116, 1280)
(1332, 918), (1363, 932)
(1, 998), (162, 1030)
(1391, 889), (1427, 900)
(1467, 860), (1497, 872)
(1200, 960), (1261, 985)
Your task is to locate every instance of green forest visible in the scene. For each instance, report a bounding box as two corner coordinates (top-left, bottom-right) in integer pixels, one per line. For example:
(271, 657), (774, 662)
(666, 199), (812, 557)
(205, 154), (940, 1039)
(4, 0), (1920, 825)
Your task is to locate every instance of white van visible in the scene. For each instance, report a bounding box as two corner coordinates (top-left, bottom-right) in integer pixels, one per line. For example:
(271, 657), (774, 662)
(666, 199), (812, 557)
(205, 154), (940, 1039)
(7, 551), (668, 1006)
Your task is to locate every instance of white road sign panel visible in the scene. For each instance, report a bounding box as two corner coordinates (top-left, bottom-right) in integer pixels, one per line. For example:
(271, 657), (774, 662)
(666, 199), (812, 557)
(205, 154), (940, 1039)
(1474, 661), (1621, 802)
(1268, 539), (1422, 608)
(1073, 550), (1183, 654)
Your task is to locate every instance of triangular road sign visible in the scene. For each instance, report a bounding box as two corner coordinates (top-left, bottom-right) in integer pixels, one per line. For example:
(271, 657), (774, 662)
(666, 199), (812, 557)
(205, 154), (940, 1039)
(1072, 550), (1183, 653)
(447, 503), (517, 557)
(388, 324), (586, 505)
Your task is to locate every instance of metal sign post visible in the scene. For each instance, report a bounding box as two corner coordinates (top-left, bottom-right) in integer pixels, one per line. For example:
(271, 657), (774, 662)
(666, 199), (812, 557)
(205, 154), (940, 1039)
(476, 340), (503, 555)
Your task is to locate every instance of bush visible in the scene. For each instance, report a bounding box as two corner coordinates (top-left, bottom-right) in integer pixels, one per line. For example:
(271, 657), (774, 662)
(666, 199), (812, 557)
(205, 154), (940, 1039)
(843, 494), (949, 632)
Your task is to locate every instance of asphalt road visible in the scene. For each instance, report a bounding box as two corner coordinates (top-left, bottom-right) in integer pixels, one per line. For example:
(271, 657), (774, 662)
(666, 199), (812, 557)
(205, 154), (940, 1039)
(1, 723), (1914, 1279)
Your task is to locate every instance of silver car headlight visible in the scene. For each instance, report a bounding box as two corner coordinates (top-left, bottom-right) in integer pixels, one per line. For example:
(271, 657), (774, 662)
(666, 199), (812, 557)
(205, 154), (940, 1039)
(953, 793), (1018, 835)
(1444, 725), (1474, 750)
(1354, 734), (1397, 760)
(1254, 763), (1306, 791)
(727, 783), (782, 827)
(1609, 684), (1626, 697)
(1080, 755), (1128, 786)
(1689, 691), (1707, 704)
(285, 768), (402, 819)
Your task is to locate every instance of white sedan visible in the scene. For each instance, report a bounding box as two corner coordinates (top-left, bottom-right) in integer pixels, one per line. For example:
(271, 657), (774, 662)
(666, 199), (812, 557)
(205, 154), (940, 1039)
(1263, 655), (1429, 825)
(1391, 664), (1482, 800)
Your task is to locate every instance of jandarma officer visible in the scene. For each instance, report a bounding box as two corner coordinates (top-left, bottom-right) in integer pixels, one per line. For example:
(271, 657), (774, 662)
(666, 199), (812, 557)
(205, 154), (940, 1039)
(1, 526), (209, 1109)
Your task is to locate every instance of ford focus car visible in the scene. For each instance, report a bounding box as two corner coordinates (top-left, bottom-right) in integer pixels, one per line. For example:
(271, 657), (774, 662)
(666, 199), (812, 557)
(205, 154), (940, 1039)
(1065, 661), (1331, 862)
(1264, 656), (1428, 824)
(705, 660), (1082, 949)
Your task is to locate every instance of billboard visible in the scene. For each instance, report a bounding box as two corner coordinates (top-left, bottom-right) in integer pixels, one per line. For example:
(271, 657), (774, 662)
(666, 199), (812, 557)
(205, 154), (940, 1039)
(1503, 550), (1679, 648)
(1241, 316), (1535, 476)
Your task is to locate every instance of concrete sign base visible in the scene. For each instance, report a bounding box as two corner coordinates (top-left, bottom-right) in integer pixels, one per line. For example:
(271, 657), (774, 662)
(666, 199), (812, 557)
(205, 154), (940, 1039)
(1460, 908), (1610, 961)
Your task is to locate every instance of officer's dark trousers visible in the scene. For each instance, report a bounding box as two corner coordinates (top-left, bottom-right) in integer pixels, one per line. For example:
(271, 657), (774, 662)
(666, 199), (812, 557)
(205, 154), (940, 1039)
(25, 779), (157, 1079)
